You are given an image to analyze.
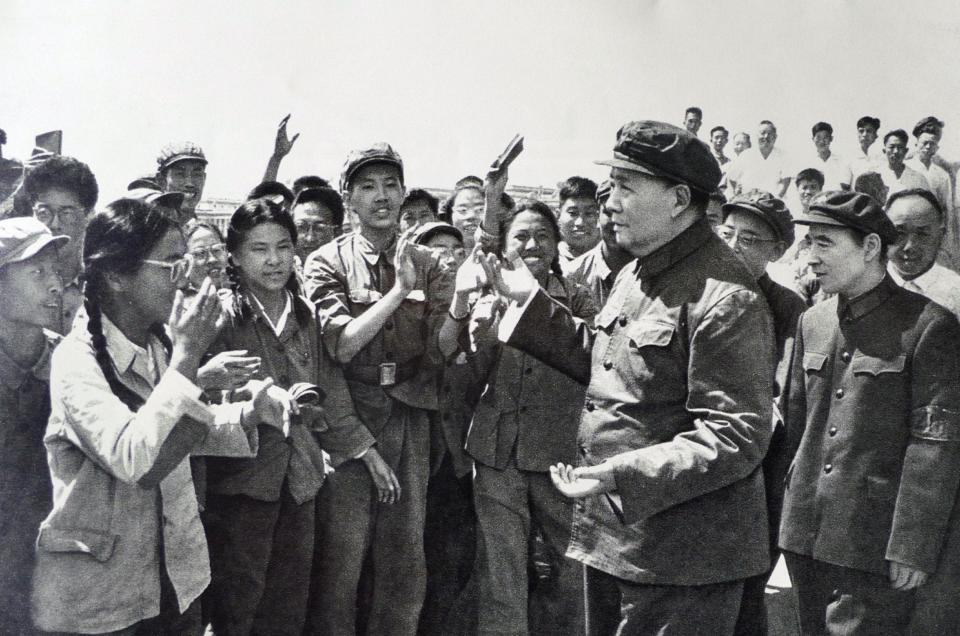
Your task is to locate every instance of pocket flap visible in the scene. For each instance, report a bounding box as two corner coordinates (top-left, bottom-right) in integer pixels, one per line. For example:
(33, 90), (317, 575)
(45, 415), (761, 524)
(594, 309), (618, 330)
(348, 288), (383, 304)
(626, 321), (675, 348)
(37, 526), (118, 562)
(851, 354), (906, 376)
(802, 352), (828, 372)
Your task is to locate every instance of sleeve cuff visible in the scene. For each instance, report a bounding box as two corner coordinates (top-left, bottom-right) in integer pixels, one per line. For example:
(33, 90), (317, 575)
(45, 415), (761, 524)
(159, 369), (214, 426)
(497, 288), (539, 343)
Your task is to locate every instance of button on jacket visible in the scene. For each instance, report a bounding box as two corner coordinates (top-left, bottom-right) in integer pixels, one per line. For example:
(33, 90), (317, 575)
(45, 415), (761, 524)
(206, 292), (371, 504)
(303, 232), (453, 438)
(779, 276), (960, 576)
(502, 219), (775, 585)
(32, 314), (259, 634)
(466, 275), (597, 472)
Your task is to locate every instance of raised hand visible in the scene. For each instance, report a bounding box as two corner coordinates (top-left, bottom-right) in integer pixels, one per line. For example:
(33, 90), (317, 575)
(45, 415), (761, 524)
(393, 227), (419, 295)
(169, 277), (226, 366)
(454, 245), (488, 297)
(273, 114), (300, 159)
(889, 561), (929, 591)
(478, 252), (539, 303)
(197, 350), (261, 391)
(247, 377), (300, 437)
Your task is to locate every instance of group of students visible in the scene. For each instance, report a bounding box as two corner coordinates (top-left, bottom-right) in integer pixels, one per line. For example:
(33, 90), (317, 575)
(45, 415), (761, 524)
(0, 108), (959, 636)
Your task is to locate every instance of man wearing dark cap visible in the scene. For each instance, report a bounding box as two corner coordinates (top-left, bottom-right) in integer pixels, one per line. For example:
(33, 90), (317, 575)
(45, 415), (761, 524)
(0, 217), (67, 633)
(303, 142), (453, 636)
(485, 120), (775, 634)
(779, 191), (960, 634)
(717, 190), (806, 635)
(125, 187), (185, 222)
(564, 180), (633, 309)
(156, 141), (207, 223)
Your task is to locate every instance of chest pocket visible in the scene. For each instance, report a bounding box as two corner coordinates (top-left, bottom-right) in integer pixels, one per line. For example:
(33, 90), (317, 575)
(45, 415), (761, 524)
(802, 352), (828, 374)
(851, 354), (906, 376)
(620, 320), (677, 386)
(626, 320), (675, 349)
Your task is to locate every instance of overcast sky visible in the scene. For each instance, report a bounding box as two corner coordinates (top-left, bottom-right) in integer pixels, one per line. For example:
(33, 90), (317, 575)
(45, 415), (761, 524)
(4, 0), (960, 203)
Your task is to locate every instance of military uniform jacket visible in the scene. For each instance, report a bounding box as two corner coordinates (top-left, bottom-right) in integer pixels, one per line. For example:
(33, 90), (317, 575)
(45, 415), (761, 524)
(503, 220), (776, 585)
(779, 276), (960, 576)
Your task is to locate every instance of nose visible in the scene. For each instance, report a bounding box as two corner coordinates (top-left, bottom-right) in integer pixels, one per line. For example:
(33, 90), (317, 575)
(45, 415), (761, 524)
(524, 236), (539, 251)
(47, 270), (64, 297)
(573, 214), (585, 229)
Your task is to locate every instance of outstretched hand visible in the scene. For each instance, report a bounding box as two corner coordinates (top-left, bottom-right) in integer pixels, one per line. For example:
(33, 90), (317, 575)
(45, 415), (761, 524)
(550, 462), (617, 498)
(477, 252), (539, 303)
(273, 114), (300, 159)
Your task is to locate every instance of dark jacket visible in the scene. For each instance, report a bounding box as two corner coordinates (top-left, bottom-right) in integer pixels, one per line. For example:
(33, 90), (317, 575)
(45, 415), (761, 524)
(505, 220), (776, 585)
(779, 275), (960, 575)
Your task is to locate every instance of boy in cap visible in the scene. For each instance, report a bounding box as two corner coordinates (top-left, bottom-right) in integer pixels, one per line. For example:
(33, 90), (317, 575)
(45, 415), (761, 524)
(124, 187), (185, 222)
(0, 218), (67, 633)
(485, 120), (775, 634)
(779, 191), (960, 634)
(20, 154), (98, 332)
(716, 190), (806, 635)
(156, 141), (207, 223)
(303, 143), (453, 636)
(564, 179), (633, 309)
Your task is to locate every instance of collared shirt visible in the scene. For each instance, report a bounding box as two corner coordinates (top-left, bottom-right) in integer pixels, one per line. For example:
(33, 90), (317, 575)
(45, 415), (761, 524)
(557, 241), (578, 270)
(247, 289), (293, 337)
(33, 314), (258, 633)
(872, 163), (930, 199)
(727, 146), (791, 196)
(501, 220), (775, 585)
(303, 232), (453, 437)
(888, 262), (960, 321)
(712, 149), (730, 166)
(780, 276), (960, 576)
(564, 241), (619, 310)
(798, 152), (852, 191)
(847, 146), (883, 180)
(0, 329), (59, 632)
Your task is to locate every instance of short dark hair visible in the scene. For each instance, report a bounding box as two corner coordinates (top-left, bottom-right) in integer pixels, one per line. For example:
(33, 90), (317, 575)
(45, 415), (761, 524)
(811, 122), (833, 137)
(883, 129), (909, 146)
(558, 176), (598, 207)
(710, 126), (728, 136)
(499, 199), (564, 279)
(886, 188), (945, 222)
(402, 188), (439, 215)
(22, 155), (99, 211)
(185, 220), (224, 243)
(795, 168), (825, 188)
(292, 175), (331, 194)
(292, 187), (345, 227)
(759, 120), (776, 132)
(247, 181), (294, 207)
(857, 116), (881, 131)
(685, 107), (702, 119)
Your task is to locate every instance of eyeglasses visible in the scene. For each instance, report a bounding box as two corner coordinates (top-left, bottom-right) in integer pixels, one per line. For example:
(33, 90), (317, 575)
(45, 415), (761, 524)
(188, 244), (227, 261)
(716, 226), (779, 249)
(452, 204), (484, 216)
(295, 221), (338, 235)
(33, 203), (85, 226)
(141, 257), (191, 282)
(429, 246), (467, 261)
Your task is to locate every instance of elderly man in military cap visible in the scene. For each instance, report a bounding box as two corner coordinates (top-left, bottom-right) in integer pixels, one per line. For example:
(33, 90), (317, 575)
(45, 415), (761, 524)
(779, 191), (960, 634)
(481, 120), (776, 634)
(303, 143), (453, 635)
(156, 141), (207, 223)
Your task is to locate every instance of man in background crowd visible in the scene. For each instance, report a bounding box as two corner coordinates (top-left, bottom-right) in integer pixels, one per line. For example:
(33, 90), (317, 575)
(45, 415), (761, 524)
(684, 106), (703, 136)
(156, 141), (207, 223)
(399, 188), (439, 233)
(556, 176), (601, 268)
(727, 120), (791, 197)
(710, 126), (730, 166)
(805, 121), (851, 191)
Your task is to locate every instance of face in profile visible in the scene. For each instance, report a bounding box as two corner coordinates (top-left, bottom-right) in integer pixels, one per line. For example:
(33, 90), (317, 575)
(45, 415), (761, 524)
(0, 246), (64, 332)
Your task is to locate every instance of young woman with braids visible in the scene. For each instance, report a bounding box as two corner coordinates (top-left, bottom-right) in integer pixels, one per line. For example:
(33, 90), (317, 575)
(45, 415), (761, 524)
(203, 198), (374, 635)
(31, 198), (297, 635)
(439, 199), (596, 636)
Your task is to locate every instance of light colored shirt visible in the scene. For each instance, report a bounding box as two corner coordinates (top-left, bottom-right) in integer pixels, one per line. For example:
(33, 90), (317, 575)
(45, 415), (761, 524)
(889, 262), (960, 321)
(848, 145), (882, 178)
(799, 152), (852, 191)
(874, 163), (930, 198)
(727, 146), (791, 196)
(248, 289), (293, 337)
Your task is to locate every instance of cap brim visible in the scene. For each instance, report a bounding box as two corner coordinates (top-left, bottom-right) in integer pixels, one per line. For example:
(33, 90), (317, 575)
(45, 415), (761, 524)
(793, 210), (849, 228)
(162, 155), (208, 170)
(11, 234), (70, 266)
(154, 192), (185, 208)
(593, 158), (659, 177)
(414, 223), (464, 245)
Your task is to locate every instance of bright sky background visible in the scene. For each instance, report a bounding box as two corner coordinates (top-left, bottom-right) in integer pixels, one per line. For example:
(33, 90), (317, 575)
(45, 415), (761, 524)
(4, 0), (960, 203)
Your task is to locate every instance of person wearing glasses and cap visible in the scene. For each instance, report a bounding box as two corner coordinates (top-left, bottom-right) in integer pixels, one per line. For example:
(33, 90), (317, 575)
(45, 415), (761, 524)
(717, 189), (806, 635)
(0, 217), (68, 634)
(481, 120), (775, 634)
(778, 191), (960, 634)
(156, 141), (207, 224)
(303, 143), (453, 635)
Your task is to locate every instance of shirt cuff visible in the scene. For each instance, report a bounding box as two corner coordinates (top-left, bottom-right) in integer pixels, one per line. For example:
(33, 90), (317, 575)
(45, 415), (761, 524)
(161, 368), (214, 426)
(497, 288), (538, 343)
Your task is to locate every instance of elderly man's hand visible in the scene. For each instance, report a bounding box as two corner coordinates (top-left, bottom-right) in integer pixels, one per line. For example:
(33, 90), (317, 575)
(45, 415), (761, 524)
(550, 462), (616, 498)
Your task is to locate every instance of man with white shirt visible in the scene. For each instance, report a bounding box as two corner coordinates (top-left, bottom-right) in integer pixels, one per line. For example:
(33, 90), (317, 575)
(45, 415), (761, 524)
(906, 119), (957, 271)
(710, 126), (731, 166)
(727, 120), (791, 197)
(849, 116), (882, 177)
(805, 122), (851, 191)
(684, 106), (703, 136)
(875, 130), (929, 199)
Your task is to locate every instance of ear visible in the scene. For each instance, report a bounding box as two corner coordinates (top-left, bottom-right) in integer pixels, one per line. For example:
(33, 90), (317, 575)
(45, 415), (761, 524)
(863, 233), (884, 263)
(670, 184), (692, 218)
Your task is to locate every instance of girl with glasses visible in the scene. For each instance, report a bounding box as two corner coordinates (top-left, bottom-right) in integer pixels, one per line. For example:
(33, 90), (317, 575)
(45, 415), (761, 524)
(31, 198), (296, 634)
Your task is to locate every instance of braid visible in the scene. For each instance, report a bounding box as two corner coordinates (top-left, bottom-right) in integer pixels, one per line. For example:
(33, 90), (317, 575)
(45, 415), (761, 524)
(226, 260), (251, 322)
(83, 279), (145, 411)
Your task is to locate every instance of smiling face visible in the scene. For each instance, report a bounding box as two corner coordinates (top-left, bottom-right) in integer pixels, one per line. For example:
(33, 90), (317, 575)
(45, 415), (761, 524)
(718, 209), (784, 279)
(186, 225), (227, 289)
(230, 222), (296, 299)
(502, 210), (558, 281)
(797, 179), (823, 211)
(160, 159), (206, 216)
(813, 130), (832, 154)
(345, 163), (405, 234)
(733, 133), (751, 155)
(450, 187), (484, 247)
(558, 196), (601, 253)
(887, 194), (943, 280)
(804, 224), (880, 296)
(758, 124), (777, 154)
(0, 245), (64, 332)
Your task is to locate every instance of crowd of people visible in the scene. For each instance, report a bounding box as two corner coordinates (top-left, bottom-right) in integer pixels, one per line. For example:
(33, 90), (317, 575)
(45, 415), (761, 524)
(0, 106), (959, 636)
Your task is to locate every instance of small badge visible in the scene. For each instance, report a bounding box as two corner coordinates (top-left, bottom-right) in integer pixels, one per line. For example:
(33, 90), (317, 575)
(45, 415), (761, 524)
(379, 362), (397, 386)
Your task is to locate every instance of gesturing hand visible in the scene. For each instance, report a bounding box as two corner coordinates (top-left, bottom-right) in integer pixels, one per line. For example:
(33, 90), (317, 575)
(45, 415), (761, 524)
(362, 448), (402, 504)
(272, 114), (300, 159)
(889, 561), (929, 591)
(393, 227), (419, 295)
(454, 245), (489, 296)
(550, 462), (617, 498)
(248, 377), (300, 437)
(478, 252), (539, 304)
(169, 277), (227, 362)
(197, 350), (261, 391)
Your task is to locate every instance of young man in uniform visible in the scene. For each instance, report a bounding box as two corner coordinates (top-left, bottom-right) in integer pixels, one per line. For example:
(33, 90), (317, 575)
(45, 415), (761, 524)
(716, 190), (806, 635)
(156, 141), (207, 223)
(303, 143), (453, 635)
(0, 218), (67, 633)
(780, 190), (960, 634)
(487, 120), (776, 634)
